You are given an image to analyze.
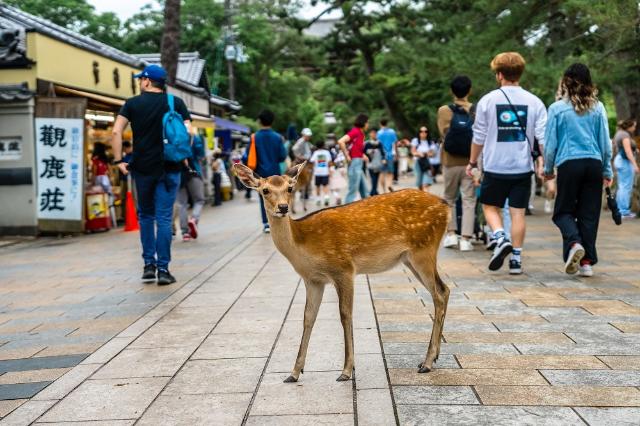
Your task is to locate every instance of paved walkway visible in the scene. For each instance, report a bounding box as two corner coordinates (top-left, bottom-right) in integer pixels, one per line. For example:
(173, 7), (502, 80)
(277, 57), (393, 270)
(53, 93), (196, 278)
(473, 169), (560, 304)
(1, 180), (640, 425)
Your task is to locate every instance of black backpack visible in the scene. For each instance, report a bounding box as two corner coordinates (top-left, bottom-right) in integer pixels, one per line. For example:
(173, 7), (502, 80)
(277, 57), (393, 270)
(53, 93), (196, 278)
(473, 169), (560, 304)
(443, 104), (474, 157)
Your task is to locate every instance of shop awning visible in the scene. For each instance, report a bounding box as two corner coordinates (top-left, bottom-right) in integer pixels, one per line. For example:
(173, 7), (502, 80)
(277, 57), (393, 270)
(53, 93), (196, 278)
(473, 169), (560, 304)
(214, 116), (250, 133)
(54, 85), (125, 109)
(191, 113), (214, 129)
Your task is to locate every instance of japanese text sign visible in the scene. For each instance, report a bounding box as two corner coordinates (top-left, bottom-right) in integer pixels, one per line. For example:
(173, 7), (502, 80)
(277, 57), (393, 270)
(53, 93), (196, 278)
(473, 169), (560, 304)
(35, 118), (84, 220)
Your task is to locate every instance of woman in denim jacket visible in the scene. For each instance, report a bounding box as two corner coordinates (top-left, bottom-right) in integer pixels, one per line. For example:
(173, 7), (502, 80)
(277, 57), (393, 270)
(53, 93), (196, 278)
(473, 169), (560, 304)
(543, 63), (613, 278)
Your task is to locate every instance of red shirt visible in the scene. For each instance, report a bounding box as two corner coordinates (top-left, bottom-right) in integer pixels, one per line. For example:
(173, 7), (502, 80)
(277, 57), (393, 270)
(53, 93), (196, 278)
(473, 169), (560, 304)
(92, 157), (109, 176)
(346, 127), (365, 158)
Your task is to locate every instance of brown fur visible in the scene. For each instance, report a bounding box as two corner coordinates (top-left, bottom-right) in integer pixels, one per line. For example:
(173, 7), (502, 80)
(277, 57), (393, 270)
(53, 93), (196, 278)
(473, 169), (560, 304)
(290, 162), (314, 214)
(234, 163), (450, 382)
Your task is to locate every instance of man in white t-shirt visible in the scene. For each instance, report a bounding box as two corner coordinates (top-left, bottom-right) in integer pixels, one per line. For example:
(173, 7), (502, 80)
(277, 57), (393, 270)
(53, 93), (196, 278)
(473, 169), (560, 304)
(310, 140), (332, 206)
(466, 52), (547, 275)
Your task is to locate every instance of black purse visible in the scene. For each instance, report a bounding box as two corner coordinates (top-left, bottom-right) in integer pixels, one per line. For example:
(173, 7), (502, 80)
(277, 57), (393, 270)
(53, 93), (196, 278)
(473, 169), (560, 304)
(417, 156), (431, 173)
(605, 187), (622, 225)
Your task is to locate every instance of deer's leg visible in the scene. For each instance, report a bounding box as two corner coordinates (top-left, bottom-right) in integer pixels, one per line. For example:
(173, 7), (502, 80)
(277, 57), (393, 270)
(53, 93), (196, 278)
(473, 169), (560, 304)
(334, 275), (355, 381)
(405, 255), (450, 373)
(284, 281), (325, 383)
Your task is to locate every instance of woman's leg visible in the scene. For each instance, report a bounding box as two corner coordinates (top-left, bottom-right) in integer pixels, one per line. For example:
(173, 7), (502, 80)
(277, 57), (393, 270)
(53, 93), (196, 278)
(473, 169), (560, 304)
(370, 172), (379, 196)
(615, 156), (633, 215)
(576, 160), (603, 264)
(552, 161), (583, 261)
(345, 159), (361, 203)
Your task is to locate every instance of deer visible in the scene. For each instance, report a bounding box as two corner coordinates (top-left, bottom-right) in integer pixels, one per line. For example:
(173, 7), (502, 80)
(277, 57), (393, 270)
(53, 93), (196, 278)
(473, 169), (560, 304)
(233, 162), (450, 383)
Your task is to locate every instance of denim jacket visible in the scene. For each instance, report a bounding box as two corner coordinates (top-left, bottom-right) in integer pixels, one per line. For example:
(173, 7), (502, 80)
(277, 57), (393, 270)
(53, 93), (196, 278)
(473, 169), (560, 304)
(543, 100), (613, 178)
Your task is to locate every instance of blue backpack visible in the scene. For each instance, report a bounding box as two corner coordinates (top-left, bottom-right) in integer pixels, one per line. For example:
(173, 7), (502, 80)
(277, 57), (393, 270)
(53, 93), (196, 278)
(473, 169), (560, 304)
(162, 94), (191, 163)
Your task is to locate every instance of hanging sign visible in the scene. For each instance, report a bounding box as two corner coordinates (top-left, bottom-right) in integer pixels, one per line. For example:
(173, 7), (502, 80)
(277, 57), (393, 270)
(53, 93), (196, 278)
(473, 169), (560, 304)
(35, 118), (84, 220)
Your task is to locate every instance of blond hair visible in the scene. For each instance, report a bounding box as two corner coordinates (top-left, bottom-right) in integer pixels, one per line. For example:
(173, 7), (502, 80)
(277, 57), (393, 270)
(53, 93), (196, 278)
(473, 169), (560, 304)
(490, 52), (526, 82)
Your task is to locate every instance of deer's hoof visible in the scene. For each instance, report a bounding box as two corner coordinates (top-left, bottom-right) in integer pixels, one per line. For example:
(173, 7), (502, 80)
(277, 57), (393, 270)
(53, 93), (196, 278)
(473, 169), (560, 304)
(336, 374), (351, 382)
(417, 365), (431, 374)
(283, 375), (298, 383)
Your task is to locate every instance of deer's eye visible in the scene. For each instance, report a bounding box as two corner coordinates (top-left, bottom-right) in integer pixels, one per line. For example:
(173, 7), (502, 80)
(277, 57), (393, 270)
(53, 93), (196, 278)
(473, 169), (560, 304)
(262, 188), (270, 195)
(287, 186), (293, 193)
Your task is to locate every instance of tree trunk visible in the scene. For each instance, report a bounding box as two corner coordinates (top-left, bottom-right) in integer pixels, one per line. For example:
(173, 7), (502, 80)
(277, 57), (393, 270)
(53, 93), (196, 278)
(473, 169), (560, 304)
(161, 0), (181, 86)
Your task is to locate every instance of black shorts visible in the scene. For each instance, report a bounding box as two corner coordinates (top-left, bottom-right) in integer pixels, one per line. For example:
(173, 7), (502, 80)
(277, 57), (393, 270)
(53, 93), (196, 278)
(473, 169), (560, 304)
(480, 172), (532, 209)
(315, 175), (329, 186)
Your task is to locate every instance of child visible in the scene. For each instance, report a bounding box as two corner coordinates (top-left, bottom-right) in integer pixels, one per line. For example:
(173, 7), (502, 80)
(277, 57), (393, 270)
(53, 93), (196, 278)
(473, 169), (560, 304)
(330, 151), (347, 205)
(309, 140), (332, 206)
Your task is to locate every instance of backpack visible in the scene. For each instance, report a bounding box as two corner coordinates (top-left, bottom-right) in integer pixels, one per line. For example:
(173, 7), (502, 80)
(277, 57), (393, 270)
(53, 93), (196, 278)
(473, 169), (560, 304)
(443, 104), (474, 157)
(367, 145), (383, 172)
(162, 94), (192, 163)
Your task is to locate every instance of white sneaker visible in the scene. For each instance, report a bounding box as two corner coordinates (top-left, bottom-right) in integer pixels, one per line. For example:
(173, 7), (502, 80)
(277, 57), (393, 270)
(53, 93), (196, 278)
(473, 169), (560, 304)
(565, 243), (585, 274)
(459, 238), (473, 252)
(443, 234), (458, 248)
(544, 199), (553, 214)
(578, 264), (593, 277)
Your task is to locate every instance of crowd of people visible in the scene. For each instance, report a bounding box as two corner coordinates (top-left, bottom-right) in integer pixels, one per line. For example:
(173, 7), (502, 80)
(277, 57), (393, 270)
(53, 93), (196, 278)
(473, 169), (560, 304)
(109, 53), (637, 286)
(242, 51), (637, 280)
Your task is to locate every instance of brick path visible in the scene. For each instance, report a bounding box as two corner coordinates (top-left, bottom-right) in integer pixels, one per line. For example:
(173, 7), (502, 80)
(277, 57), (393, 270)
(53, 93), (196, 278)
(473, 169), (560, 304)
(1, 181), (640, 425)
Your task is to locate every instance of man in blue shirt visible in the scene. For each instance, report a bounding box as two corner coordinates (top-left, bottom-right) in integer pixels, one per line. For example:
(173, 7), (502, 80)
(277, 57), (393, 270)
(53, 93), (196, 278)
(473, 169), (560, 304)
(377, 118), (397, 192)
(252, 110), (287, 233)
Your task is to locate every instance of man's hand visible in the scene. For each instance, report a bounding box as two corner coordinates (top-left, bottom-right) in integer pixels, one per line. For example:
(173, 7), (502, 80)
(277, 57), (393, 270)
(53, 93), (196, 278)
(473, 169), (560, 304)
(604, 177), (613, 187)
(465, 163), (474, 178)
(543, 173), (555, 181)
(118, 162), (129, 176)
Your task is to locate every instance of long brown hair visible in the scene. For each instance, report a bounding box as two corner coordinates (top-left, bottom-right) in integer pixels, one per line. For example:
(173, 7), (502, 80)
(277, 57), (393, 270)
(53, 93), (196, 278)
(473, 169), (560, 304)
(558, 63), (598, 114)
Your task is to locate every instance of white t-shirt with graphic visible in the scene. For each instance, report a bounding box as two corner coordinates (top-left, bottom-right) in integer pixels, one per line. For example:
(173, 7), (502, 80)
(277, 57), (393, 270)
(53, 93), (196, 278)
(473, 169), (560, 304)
(310, 149), (331, 177)
(472, 86), (547, 175)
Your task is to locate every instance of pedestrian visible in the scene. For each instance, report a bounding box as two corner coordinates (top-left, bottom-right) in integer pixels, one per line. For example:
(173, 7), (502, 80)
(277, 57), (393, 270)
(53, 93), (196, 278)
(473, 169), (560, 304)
(467, 52), (547, 274)
(211, 149), (225, 206)
(293, 128), (313, 163)
(247, 109), (288, 233)
(337, 114), (369, 203)
(397, 138), (411, 177)
(364, 128), (385, 196)
(438, 75), (476, 252)
(377, 119), (397, 192)
(91, 142), (112, 196)
(429, 139), (442, 183)
(310, 140), (332, 206)
(613, 118), (638, 219)
(177, 134), (206, 242)
(411, 126), (435, 192)
(544, 63), (613, 277)
(330, 152), (347, 205)
(111, 64), (192, 285)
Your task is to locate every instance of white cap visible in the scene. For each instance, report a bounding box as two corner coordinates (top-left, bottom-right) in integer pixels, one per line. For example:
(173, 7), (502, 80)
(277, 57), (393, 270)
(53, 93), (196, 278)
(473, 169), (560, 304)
(301, 128), (312, 136)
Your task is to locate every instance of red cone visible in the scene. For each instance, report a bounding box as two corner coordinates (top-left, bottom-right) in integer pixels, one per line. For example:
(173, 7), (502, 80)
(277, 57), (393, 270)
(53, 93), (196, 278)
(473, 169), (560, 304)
(124, 189), (139, 231)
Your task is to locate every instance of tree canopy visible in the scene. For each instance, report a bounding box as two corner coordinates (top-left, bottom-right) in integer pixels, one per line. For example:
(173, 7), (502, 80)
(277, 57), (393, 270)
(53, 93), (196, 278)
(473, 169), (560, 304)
(7, 0), (639, 138)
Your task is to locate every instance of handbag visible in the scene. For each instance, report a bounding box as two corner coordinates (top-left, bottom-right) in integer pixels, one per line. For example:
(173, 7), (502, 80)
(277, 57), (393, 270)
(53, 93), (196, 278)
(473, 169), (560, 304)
(417, 156), (431, 173)
(606, 187), (622, 225)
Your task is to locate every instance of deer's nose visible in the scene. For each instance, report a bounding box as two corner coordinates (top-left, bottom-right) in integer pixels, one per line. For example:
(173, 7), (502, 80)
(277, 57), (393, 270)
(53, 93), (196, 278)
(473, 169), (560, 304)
(277, 204), (289, 214)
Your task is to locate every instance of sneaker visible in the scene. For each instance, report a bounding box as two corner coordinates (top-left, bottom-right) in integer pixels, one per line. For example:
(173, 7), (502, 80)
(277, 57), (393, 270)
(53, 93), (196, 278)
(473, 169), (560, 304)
(443, 234), (459, 248)
(486, 238), (497, 251)
(188, 218), (198, 239)
(509, 259), (523, 275)
(544, 199), (553, 214)
(459, 238), (473, 252)
(565, 243), (585, 274)
(489, 239), (513, 271)
(157, 269), (176, 285)
(182, 234), (192, 242)
(578, 264), (593, 277)
(142, 264), (156, 282)
(263, 224), (271, 234)
(324, 198), (330, 207)
(622, 213), (637, 220)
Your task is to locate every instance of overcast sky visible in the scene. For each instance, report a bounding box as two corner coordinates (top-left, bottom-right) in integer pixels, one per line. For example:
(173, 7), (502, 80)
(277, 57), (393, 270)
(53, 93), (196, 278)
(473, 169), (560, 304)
(87, 0), (337, 21)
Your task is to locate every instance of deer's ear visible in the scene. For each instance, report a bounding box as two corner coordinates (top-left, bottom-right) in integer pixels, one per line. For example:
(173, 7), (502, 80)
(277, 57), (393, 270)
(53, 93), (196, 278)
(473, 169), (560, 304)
(233, 164), (261, 189)
(286, 161), (306, 185)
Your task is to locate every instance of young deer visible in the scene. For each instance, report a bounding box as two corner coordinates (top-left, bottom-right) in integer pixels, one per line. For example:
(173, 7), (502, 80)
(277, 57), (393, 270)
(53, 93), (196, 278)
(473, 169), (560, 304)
(234, 162), (450, 382)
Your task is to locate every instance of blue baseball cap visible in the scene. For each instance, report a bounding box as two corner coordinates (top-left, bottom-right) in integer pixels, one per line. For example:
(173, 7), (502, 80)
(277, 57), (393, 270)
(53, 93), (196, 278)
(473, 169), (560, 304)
(133, 65), (167, 82)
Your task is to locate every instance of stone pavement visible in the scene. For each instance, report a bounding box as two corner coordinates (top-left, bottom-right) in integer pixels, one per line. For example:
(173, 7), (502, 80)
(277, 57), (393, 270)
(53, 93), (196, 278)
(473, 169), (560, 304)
(1, 180), (640, 425)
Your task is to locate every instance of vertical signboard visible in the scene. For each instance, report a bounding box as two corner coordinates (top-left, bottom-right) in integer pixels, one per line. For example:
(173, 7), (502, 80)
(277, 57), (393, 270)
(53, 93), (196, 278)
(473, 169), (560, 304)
(35, 118), (84, 220)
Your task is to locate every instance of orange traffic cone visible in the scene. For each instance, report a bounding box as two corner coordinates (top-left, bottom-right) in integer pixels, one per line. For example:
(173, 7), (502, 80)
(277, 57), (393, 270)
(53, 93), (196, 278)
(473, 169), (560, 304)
(124, 176), (139, 232)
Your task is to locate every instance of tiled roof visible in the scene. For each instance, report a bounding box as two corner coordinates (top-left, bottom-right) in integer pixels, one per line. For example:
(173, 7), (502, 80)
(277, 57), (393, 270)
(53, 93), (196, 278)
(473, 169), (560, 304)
(0, 82), (34, 102)
(0, 4), (144, 68)
(136, 52), (207, 89)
